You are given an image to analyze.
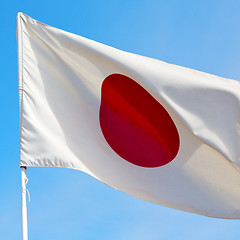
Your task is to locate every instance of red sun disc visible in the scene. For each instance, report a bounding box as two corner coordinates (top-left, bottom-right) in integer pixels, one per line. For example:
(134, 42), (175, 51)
(99, 73), (180, 168)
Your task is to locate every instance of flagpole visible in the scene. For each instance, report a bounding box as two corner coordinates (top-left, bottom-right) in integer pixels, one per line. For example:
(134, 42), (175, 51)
(21, 167), (28, 240)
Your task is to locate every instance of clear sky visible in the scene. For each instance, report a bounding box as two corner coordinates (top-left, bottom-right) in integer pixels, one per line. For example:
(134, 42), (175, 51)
(1, 0), (240, 239)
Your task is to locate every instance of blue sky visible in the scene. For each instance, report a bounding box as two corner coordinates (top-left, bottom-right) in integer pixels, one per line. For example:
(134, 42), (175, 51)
(1, 0), (240, 239)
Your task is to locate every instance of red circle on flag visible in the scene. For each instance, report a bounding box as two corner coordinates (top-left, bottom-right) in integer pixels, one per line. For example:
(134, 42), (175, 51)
(99, 74), (180, 168)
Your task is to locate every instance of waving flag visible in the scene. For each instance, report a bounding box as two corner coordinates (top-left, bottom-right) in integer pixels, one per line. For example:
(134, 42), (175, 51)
(17, 13), (240, 219)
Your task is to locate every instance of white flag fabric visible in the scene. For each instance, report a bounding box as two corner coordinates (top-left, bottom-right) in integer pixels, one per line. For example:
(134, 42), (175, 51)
(17, 13), (240, 218)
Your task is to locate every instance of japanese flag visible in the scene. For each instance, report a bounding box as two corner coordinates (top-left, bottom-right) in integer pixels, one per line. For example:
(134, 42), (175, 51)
(17, 13), (240, 218)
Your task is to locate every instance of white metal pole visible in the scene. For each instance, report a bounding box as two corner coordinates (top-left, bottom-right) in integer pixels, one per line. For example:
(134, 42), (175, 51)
(21, 167), (28, 240)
